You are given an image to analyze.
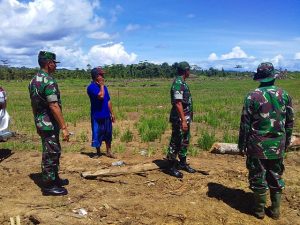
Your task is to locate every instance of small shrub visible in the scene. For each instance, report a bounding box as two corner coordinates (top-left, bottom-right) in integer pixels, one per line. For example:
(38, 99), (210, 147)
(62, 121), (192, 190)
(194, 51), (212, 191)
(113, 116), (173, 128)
(137, 115), (167, 142)
(114, 144), (126, 153)
(197, 130), (216, 151)
(147, 146), (156, 157)
(79, 130), (89, 142)
(223, 131), (238, 143)
(204, 113), (219, 128)
(162, 145), (169, 155)
(188, 146), (200, 156)
(113, 126), (120, 138)
(115, 110), (126, 120)
(120, 129), (133, 142)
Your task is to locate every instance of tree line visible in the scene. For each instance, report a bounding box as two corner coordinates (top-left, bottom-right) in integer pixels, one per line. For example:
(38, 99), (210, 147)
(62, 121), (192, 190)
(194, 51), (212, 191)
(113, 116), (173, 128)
(0, 61), (297, 80)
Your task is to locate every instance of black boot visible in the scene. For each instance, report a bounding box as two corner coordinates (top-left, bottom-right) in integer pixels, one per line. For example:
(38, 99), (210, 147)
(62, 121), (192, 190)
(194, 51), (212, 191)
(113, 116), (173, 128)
(55, 176), (69, 186)
(168, 160), (183, 178)
(178, 156), (196, 173)
(54, 172), (69, 186)
(42, 181), (68, 196)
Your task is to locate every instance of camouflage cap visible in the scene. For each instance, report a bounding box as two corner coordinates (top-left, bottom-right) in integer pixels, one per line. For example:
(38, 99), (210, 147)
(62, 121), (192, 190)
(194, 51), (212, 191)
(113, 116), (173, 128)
(253, 62), (278, 82)
(38, 51), (60, 63)
(91, 67), (105, 80)
(177, 61), (190, 73)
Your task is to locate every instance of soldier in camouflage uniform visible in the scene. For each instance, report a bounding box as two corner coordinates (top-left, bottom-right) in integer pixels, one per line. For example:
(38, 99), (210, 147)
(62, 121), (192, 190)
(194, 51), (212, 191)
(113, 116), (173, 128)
(29, 51), (70, 196)
(166, 61), (196, 178)
(238, 62), (294, 219)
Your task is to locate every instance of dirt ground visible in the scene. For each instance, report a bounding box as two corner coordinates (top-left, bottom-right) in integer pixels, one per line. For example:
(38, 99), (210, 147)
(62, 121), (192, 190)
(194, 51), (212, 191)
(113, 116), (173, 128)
(0, 144), (299, 225)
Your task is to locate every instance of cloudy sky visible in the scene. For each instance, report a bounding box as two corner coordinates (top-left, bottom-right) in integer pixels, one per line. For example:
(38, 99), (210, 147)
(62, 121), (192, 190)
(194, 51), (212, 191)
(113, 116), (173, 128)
(0, 0), (300, 70)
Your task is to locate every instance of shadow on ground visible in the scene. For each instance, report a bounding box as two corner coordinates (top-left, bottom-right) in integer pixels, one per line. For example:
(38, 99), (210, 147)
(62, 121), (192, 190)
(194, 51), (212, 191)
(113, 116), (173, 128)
(153, 159), (210, 177)
(207, 182), (253, 215)
(29, 172), (44, 190)
(0, 149), (13, 163)
(80, 151), (101, 158)
(153, 158), (172, 176)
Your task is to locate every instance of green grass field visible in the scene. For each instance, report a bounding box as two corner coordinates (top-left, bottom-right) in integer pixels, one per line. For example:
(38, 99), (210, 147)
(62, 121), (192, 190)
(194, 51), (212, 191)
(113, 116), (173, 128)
(2, 76), (299, 153)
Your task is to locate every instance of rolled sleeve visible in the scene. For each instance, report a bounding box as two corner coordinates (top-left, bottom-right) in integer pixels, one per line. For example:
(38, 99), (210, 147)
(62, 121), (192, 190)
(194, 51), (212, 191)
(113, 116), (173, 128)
(174, 90), (183, 100)
(46, 94), (58, 102)
(45, 80), (59, 102)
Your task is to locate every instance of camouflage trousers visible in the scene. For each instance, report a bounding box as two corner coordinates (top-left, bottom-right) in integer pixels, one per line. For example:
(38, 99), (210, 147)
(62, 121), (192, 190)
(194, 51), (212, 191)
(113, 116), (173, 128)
(40, 130), (61, 182)
(167, 121), (190, 160)
(246, 156), (285, 192)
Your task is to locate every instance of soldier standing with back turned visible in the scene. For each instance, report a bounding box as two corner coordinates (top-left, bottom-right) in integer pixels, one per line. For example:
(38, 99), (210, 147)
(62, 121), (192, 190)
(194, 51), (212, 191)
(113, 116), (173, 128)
(238, 62), (294, 219)
(29, 51), (70, 196)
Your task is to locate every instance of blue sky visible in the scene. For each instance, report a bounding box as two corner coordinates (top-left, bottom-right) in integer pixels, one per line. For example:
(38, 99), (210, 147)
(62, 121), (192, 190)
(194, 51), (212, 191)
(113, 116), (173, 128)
(0, 0), (300, 70)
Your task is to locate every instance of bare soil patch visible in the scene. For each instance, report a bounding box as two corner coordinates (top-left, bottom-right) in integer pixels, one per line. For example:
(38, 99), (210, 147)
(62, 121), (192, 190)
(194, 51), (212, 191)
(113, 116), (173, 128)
(1, 147), (299, 225)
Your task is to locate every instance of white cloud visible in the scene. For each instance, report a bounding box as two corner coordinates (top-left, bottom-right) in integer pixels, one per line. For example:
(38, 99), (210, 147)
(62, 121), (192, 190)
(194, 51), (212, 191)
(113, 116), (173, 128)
(35, 42), (137, 69)
(88, 42), (137, 66)
(294, 52), (300, 59)
(208, 53), (218, 61)
(125, 24), (140, 32)
(205, 46), (257, 69)
(271, 54), (284, 65)
(87, 32), (112, 40)
(109, 4), (123, 23)
(37, 42), (137, 69)
(48, 46), (88, 69)
(221, 46), (248, 59)
(0, 0), (104, 46)
(0, 0), (139, 68)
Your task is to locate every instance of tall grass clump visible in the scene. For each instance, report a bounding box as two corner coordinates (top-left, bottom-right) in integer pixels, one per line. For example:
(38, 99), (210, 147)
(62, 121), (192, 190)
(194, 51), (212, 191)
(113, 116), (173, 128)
(188, 146), (200, 156)
(113, 126), (120, 139)
(223, 131), (238, 143)
(137, 115), (167, 142)
(197, 130), (216, 151)
(120, 128), (133, 142)
(114, 144), (126, 153)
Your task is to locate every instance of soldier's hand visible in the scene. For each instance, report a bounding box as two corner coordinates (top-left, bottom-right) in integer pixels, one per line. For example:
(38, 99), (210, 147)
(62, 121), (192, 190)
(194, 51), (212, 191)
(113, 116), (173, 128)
(62, 127), (70, 142)
(182, 120), (188, 132)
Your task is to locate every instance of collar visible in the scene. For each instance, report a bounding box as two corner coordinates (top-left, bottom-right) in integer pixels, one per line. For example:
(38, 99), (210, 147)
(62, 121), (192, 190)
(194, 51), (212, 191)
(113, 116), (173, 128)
(39, 70), (49, 77)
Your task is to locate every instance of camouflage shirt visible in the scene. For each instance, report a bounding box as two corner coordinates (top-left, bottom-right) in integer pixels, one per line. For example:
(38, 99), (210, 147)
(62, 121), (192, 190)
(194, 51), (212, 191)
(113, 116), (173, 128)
(238, 85), (294, 159)
(28, 70), (61, 131)
(169, 76), (193, 123)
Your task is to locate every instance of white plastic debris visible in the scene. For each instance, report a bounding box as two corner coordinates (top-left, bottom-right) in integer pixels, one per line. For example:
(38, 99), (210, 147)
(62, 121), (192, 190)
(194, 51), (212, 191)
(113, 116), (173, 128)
(111, 161), (125, 166)
(140, 149), (147, 156)
(73, 208), (88, 217)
